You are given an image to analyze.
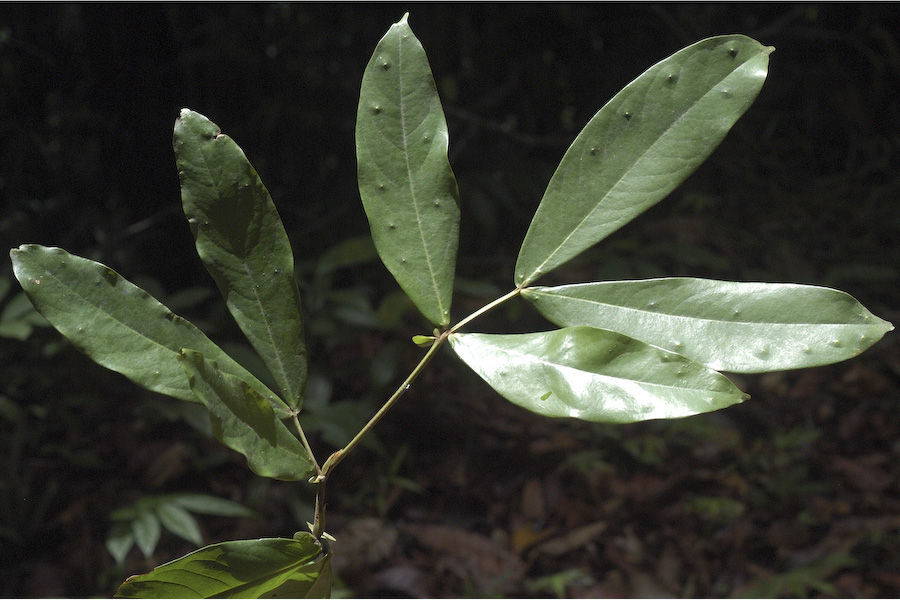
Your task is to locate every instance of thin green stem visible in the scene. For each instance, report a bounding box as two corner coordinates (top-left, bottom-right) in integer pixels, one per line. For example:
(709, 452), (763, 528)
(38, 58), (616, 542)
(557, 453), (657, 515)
(320, 330), (449, 479)
(292, 413), (321, 476)
(311, 288), (523, 539)
(449, 287), (521, 334)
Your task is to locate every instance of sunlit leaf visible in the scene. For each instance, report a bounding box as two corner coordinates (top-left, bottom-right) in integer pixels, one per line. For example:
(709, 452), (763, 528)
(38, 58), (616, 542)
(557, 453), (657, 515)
(9, 245), (290, 418)
(356, 13), (460, 326)
(175, 109), (307, 410)
(523, 278), (893, 373)
(115, 534), (331, 598)
(177, 349), (314, 481)
(515, 36), (773, 286)
(449, 327), (747, 423)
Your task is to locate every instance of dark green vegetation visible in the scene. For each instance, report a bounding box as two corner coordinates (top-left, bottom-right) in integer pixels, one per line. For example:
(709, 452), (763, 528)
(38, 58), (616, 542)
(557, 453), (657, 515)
(2, 5), (898, 597)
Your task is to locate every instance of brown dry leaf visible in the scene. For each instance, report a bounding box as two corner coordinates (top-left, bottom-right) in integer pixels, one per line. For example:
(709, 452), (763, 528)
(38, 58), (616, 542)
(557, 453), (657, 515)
(830, 455), (893, 492)
(529, 431), (579, 454)
(510, 523), (554, 554)
(655, 543), (683, 590)
(531, 521), (608, 557)
(332, 518), (399, 576)
(520, 477), (545, 521)
(838, 362), (891, 396)
(143, 442), (191, 488)
(402, 523), (525, 591)
(787, 369), (824, 399)
(370, 565), (431, 598)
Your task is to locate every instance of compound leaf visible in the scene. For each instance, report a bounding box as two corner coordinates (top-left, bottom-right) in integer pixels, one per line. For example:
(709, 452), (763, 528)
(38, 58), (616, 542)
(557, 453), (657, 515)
(523, 279), (894, 373)
(9, 245), (290, 418)
(449, 327), (747, 424)
(515, 35), (773, 286)
(356, 13), (460, 327)
(177, 349), (313, 481)
(115, 534), (330, 598)
(175, 109), (307, 410)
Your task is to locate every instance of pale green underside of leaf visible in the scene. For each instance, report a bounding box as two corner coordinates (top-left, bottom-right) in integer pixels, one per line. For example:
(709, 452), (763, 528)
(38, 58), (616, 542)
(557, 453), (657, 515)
(9, 245), (290, 418)
(175, 109), (307, 410)
(515, 35), (773, 286)
(178, 349), (314, 481)
(356, 14), (460, 326)
(523, 278), (894, 373)
(450, 327), (747, 424)
(115, 534), (330, 598)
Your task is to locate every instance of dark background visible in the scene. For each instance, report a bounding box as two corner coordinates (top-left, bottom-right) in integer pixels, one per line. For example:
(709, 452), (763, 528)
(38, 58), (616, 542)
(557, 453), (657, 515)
(1, 4), (898, 597)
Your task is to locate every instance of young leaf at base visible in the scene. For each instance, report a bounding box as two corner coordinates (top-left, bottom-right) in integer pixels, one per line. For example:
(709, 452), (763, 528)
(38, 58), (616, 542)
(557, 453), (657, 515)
(115, 534), (330, 598)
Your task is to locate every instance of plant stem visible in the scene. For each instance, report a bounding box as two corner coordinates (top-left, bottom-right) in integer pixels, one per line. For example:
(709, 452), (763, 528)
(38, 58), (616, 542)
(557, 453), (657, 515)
(310, 289), (522, 538)
(321, 330), (449, 479)
(311, 476), (327, 539)
(292, 413), (321, 476)
(310, 331), (449, 538)
(449, 287), (521, 333)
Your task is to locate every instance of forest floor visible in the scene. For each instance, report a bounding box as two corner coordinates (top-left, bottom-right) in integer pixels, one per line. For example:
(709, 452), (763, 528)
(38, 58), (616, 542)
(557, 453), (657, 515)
(3, 314), (897, 598)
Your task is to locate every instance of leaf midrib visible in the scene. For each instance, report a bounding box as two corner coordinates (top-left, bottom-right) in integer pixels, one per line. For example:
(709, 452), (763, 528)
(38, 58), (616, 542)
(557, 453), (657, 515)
(534, 290), (877, 328)
(467, 336), (734, 396)
(396, 26), (445, 321)
(194, 138), (295, 405)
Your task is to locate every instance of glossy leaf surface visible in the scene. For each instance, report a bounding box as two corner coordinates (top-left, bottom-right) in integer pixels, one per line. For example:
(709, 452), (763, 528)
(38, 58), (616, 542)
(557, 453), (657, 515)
(9, 245), (290, 417)
(515, 36), (773, 286)
(116, 534), (330, 598)
(356, 14), (460, 326)
(175, 109), (307, 409)
(450, 327), (747, 423)
(178, 349), (313, 481)
(523, 279), (894, 373)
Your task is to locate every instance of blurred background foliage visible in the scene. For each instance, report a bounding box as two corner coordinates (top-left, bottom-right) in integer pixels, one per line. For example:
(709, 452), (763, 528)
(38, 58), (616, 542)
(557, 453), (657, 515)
(1, 4), (897, 596)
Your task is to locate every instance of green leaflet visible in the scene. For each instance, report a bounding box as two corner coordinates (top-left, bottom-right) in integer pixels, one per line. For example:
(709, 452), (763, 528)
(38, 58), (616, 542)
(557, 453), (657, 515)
(9, 245), (290, 418)
(178, 349), (314, 481)
(115, 534), (330, 599)
(356, 13), (460, 327)
(175, 109), (307, 410)
(449, 327), (747, 424)
(515, 35), (773, 286)
(107, 494), (258, 563)
(523, 279), (894, 373)
(154, 503), (203, 546)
